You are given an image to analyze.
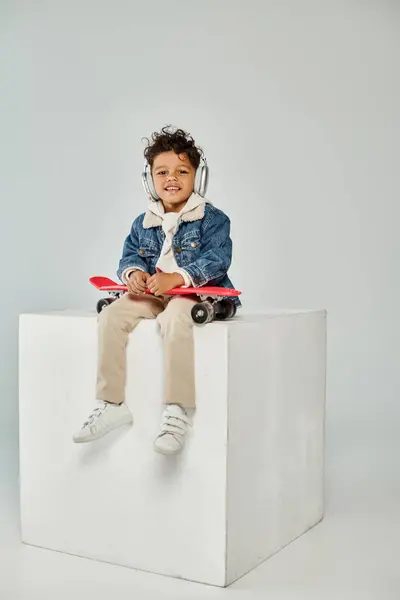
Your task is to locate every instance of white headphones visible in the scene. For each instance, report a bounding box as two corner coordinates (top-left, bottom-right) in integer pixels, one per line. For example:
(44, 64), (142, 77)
(141, 156), (209, 201)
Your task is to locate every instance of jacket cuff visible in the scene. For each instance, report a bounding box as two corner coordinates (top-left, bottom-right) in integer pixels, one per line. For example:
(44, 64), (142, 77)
(175, 268), (193, 288)
(179, 264), (208, 287)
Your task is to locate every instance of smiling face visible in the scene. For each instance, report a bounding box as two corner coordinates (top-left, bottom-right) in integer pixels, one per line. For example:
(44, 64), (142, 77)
(152, 151), (196, 212)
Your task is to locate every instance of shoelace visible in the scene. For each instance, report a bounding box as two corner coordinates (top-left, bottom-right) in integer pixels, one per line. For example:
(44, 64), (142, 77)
(82, 404), (106, 428)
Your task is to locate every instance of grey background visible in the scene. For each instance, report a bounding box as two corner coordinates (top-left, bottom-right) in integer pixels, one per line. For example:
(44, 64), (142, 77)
(1, 1), (399, 596)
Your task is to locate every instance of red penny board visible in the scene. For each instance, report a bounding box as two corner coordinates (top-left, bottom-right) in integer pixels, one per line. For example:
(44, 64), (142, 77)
(89, 276), (241, 297)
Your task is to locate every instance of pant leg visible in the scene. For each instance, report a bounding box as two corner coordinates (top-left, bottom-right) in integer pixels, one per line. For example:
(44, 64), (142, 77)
(156, 296), (197, 409)
(96, 293), (164, 404)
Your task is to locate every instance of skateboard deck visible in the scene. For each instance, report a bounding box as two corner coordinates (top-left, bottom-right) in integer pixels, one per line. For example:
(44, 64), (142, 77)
(89, 276), (241, 297)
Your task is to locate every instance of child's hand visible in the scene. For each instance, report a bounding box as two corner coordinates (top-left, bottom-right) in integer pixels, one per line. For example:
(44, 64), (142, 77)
(147, 272), (184, 296)
(127, 270), (150, 295)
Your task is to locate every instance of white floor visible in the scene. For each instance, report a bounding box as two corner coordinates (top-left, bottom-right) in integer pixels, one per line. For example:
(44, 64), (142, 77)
(1, 430), (399, 600)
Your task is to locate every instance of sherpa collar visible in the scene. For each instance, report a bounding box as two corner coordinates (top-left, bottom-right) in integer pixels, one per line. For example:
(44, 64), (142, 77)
(143, 194), (207, 229)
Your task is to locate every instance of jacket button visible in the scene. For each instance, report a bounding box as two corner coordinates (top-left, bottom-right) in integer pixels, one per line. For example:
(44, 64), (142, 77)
(191, 241), (197, 248)
(194, 277), (201, 284)
(139, 249), (145, 255)
(176, 247), (182, 253)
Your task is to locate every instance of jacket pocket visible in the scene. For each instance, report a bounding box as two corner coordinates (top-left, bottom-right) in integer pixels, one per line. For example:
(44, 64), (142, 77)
(175, 231), (202, 263)
(180, 230), (202, 246)
(138, 233), (159, 255)
(138, 246), (157, 258)
(137, 241), (159, 272)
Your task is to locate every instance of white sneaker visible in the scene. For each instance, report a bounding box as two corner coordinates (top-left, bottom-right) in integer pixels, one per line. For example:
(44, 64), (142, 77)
(73, 401), (133, 443)
(153, 404), (191, 455)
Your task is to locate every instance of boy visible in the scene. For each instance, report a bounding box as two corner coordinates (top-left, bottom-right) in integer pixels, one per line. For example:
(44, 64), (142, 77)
(73, 127), (238, 454)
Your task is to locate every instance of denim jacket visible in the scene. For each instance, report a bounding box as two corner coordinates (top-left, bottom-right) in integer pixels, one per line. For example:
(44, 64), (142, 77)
(117, 201), (241, 306)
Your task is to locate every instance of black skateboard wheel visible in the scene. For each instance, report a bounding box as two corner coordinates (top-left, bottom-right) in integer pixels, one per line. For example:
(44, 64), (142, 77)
(191, 301), (215, 324)
(96, 297), (115, 313)
(215, 299), (237, 321)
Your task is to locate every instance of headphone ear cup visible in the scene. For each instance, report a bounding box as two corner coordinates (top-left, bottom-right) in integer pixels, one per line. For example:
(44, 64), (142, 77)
(148, 173), (159, 201)
(194, 163), (209, 197)
(141, 166), (159, 201)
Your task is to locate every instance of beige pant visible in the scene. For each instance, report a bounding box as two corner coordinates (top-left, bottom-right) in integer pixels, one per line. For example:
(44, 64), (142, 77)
(96, 293), (197, 408)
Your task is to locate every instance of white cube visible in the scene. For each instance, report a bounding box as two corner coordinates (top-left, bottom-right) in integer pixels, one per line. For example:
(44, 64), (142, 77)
(19, 309), (326, 587)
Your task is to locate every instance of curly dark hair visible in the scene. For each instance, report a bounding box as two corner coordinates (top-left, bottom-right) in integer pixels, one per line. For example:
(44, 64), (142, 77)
(143, 126), (203, 169)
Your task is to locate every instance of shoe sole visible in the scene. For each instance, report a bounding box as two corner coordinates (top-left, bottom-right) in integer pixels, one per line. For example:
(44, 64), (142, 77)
(153, 442), (183, 456)
(73, 416), (133, 443)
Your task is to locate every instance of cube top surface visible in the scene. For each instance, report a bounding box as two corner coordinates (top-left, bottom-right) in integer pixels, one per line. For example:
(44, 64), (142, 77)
(20, 308), (326, 321)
